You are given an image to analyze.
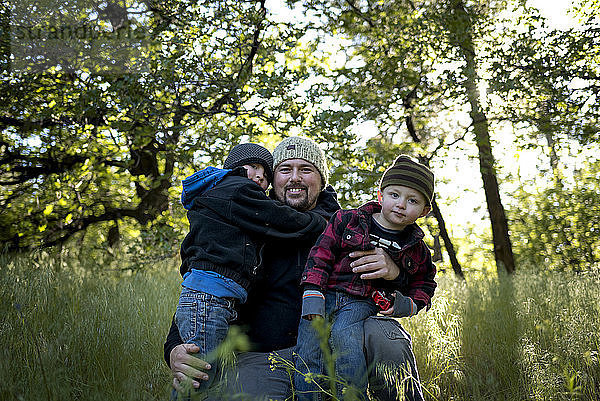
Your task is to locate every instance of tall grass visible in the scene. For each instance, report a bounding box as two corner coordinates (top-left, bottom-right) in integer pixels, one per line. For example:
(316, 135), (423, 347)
(406, 272), (600, 400)
(0, 251), (180, 401)
(1, 251), (599, 400)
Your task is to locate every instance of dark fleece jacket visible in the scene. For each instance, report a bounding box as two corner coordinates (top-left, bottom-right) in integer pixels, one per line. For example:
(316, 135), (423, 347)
(165, 185), (340, 363)
(179, 166), (327, 290)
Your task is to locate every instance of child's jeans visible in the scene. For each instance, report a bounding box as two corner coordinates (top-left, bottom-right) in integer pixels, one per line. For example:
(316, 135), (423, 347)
(294, 291), (378, 401)
(174, 287), (237, 395)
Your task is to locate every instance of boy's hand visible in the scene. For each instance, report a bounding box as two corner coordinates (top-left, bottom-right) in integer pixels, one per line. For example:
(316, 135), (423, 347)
(304, 314), (322, 321)
(372, 290), (393, 310)
(349, 248), (400, 280)
(393, 293), (418, 318)
(379, 305), (395, 315)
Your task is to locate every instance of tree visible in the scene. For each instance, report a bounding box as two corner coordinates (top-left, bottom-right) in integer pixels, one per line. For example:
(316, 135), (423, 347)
(487, 0), (600, 175)
(0, 0), (310, 251)
(291, 0), (518, 274)
(484, 0), (600, 271)
(508, 160), (600, 271)
(440, 0), (515, 273)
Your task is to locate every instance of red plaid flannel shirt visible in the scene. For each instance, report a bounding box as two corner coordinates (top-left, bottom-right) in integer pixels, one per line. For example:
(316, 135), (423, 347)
(300, 201), (436, 308)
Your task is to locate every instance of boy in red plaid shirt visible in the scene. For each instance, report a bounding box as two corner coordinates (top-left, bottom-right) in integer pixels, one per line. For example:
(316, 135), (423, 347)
(294, 155), (437, 401)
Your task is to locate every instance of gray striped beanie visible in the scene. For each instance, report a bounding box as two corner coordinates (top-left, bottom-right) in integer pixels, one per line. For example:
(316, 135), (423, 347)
(380, 155), (434, 205)
(223, 143), (274, 183)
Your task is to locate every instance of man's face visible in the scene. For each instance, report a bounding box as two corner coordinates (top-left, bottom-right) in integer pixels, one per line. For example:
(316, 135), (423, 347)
(273, 159), (322, 211)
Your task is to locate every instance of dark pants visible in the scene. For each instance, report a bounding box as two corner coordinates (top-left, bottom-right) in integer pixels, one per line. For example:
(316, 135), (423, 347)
(364, 316), (425, 401)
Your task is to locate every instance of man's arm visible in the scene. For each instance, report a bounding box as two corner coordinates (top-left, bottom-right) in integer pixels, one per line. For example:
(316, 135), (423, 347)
(163, 315), (183, 367)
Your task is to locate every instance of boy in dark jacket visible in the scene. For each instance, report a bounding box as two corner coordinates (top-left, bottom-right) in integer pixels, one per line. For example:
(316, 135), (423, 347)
(295, 155), (437, 401)
(175, 143), (326, 396)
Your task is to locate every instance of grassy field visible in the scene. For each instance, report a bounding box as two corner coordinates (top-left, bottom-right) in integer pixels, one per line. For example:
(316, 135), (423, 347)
(1, 251), (599, 401)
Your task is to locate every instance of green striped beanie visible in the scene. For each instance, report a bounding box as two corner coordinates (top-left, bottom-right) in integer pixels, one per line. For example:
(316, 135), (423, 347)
(380, 155), (435, 205)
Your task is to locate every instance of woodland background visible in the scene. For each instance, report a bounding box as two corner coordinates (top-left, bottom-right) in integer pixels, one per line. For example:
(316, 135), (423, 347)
(1, 0), (599, 400)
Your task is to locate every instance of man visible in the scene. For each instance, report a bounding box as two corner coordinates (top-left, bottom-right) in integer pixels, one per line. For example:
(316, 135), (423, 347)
(164, 136), (425, 400)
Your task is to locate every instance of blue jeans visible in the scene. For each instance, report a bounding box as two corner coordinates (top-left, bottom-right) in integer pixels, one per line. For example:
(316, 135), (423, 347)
(175, 287), (237, 396)
(294, 291), (378, 401)
(170, 320), (423, 401)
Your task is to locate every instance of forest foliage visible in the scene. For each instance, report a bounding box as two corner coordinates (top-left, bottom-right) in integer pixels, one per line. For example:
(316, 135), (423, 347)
(1, 0), (599, 273)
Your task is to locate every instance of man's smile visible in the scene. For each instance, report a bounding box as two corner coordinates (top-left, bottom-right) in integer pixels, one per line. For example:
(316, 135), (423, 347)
(286, 187), (307, 195)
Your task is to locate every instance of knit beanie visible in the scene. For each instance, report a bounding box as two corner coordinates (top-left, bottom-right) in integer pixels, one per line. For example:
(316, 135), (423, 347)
(223, 143), (274, 183)
(380, 155), (435, 205)
(272, 137), (329, 187)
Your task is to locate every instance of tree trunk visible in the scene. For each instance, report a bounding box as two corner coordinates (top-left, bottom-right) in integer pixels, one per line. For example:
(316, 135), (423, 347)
(431, 199), (464, 278)
(465, 82), (516, 274)
(404, 101), (465, 278)
(0, 6), (9, 73)
(450, 1), (516, 274)
(538, 99), (560, 178)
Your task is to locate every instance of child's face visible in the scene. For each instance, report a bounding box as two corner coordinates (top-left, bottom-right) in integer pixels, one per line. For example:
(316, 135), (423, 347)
(243, 163), (269, 190)
(375, 185), (430, 231)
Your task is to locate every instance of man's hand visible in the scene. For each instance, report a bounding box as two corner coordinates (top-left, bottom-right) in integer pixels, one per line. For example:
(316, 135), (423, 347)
(349, 248), (400, 281)
(170, 343), (211, 391)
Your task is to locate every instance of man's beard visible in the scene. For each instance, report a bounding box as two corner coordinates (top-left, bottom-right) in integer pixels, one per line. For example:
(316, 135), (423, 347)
(283, 194), (311, 211)
(282, 186), (317, 211)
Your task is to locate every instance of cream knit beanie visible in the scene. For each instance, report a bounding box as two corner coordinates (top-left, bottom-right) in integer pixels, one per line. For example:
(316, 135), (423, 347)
(273, 137), (329, 187)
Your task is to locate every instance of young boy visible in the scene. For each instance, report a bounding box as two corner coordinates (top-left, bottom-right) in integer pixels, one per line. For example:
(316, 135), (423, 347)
(294, 155), (437, 401)
(175, 143), (327, 397)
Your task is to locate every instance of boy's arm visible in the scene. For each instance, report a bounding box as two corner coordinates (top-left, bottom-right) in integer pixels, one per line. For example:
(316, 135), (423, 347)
(299, 211), (346, 318)
(226, 182), (327, 240)
(385, 292), (419, 318)
(300, 288), (326, 320)
(301, 210), (345, 289)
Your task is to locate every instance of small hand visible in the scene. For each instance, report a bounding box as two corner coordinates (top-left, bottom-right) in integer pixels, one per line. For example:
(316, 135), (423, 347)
(170, 343), (211, 390)
(379, 306), (395, 316)
(349, 248), (400, 280)
(304, 314), (322, 321)
(393, 293), (418, 318)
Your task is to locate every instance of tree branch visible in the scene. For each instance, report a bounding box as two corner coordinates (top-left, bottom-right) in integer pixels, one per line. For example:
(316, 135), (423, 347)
(344, 0), (375, 28)
(209, 0), (266, 113)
